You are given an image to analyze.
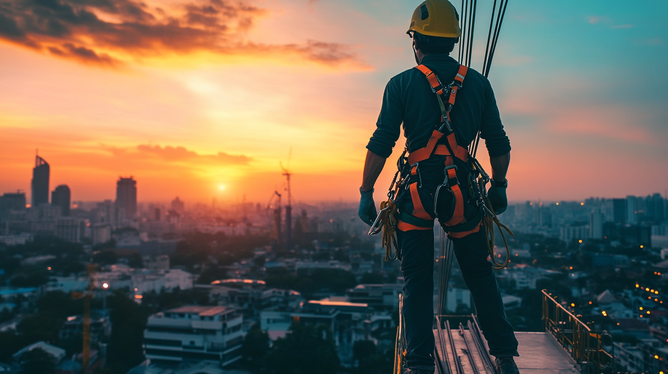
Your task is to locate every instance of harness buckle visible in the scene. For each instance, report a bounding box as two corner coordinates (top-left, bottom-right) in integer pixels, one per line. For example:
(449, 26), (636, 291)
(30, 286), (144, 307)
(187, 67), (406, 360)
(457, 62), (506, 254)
(430, 84), (445, 95)
(441, 164), (459, 186)
(433, 165), (458, 218)
(405, 162), (423, 190)
(437, 120), (453, 134)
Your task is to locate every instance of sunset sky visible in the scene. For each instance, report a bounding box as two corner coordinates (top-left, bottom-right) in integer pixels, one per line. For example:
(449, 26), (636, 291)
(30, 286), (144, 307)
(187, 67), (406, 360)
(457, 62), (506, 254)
(1, 0), (667, 205)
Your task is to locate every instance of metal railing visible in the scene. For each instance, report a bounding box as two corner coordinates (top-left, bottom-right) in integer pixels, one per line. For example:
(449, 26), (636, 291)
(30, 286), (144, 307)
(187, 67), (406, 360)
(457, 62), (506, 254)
(542, 290), (614, 374)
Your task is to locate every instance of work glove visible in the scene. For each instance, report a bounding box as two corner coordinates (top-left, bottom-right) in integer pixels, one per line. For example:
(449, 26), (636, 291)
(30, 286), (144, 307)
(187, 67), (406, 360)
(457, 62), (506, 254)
(488, 180), (508, 215)
(358, 188), (377, 225)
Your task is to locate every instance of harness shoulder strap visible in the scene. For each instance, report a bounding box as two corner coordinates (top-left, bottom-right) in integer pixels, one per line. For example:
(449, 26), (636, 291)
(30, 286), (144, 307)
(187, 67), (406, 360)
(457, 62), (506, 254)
(409, 64), (470, 165)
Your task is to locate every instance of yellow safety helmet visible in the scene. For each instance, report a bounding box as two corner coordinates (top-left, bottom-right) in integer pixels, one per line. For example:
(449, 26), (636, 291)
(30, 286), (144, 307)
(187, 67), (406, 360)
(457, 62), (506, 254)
(407, 0), (461, 38)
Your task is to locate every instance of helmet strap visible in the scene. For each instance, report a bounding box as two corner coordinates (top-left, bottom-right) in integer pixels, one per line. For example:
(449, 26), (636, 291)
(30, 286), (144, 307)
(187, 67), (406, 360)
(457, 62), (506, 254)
(412, 44), (421, 65)
(411, 36), (422, 65)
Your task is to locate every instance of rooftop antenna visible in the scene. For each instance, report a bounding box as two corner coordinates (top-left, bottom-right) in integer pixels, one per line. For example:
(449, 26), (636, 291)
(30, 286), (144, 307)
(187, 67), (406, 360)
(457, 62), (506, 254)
(280, 148), (292, 250)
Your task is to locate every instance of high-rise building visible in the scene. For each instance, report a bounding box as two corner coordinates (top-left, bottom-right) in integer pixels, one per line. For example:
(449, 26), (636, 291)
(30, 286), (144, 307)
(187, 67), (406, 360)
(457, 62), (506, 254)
(626, 196), (637, 224)
(648, 193), (665, 222)
(55, 217), (83, 243)
(612, 198), (626, 223)
(116, 177), (137, 220)
(31, 155), (50, 207)
(171, 197), (185, 213)
(590, 207), (604, 239)
(0, 192), (26, 220)
(51, 185), (71, 216)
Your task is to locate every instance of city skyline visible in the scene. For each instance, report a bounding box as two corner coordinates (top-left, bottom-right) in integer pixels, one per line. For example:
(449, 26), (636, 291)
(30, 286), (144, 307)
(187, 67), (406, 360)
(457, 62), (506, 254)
(5, 152), (668, 206)
(1, 1), (667, 203)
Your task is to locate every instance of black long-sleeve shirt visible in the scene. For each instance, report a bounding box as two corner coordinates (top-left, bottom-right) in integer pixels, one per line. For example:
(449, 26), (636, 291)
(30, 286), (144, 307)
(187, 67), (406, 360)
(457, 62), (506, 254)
(367, 55), (511, 168)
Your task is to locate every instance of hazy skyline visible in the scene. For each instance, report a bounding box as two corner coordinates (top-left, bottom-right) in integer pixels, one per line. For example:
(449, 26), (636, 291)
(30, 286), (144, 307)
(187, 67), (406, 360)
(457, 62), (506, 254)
(1, 0), (667, 204)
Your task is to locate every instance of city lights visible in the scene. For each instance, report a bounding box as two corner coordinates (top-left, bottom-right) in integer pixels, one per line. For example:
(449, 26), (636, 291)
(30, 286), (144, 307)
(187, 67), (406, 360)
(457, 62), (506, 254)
(102, 282), (109, 289)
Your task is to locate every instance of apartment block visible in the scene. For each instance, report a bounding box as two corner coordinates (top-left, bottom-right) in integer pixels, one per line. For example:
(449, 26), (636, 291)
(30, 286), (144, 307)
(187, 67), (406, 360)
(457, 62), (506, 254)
(144, 305), (244, 367)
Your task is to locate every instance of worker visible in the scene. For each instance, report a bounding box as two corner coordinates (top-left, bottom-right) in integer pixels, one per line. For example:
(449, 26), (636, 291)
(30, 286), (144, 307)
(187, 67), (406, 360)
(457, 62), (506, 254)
(358, 1), (519, 373)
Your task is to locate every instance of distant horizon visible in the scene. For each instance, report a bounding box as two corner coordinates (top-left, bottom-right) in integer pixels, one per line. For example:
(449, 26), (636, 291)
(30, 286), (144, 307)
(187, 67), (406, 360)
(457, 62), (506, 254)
(2, 1), (667, 205)
(10, 194), (667, 209)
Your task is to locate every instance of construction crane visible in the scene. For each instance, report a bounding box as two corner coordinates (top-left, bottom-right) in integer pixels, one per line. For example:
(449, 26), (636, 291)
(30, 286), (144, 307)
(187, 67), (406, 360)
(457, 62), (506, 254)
(71, 263), (97, 373)
(280, 148), (292, 250)
(267, 191), (282, 245)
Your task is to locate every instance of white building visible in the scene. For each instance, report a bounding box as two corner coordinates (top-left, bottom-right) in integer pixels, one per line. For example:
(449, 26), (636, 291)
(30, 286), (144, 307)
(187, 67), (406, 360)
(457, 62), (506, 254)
(132, 269), (194, 295)
(144, 305), (244, 367)
(92, 224), (111, 245)
(345, 283), (403, 308)
(560, 224), (589, 243)
(0, 233), (32, 246)
(260, 310), (293, 340)
(590, 207), (604, 239)
(501, 265), (556, 290)
(55, 217), (87, 243)
(614, 342), (644, 373)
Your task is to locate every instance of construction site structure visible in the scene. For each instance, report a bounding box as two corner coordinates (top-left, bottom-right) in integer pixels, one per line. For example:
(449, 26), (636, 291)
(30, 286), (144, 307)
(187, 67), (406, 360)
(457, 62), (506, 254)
(280, 152), (292, 251)
(71, 263), (97, 373)
(268, 191), (282, 245)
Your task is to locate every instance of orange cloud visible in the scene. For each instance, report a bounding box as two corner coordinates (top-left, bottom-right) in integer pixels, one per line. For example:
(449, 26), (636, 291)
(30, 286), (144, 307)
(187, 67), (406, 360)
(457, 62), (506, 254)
(0, 0), (365, 69)
(100, 144), (252, 167)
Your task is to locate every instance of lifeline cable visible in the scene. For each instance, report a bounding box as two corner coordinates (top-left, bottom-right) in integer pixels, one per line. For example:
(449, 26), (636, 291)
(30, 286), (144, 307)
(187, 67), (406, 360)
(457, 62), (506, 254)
(460, 0), (467, 64)
(471, 0), (509, 158)
(482, 197), (514, 270)
(466, 0), (477, 67)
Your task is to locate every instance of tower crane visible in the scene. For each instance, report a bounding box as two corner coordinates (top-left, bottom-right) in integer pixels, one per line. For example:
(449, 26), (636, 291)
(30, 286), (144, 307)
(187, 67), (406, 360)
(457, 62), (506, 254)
(71, 263), (97, 373)
(280, 148), (292, 250)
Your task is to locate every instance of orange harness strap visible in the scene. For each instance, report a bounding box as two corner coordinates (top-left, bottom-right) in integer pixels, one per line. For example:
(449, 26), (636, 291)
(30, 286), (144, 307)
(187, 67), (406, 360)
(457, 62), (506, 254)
(399, 64), (480, 235)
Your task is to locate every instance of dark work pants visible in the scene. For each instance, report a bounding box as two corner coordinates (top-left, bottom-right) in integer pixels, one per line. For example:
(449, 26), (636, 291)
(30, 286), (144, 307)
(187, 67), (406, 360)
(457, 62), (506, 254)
(399, 227), (519, 371)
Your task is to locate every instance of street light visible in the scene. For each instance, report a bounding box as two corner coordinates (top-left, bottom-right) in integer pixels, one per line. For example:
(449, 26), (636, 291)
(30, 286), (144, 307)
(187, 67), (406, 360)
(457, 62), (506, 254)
(102, 282), (109, 310)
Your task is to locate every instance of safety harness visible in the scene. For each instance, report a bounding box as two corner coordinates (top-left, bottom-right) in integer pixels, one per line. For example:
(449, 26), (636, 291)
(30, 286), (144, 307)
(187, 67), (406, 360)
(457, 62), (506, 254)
(396, 64), (481, 238)
(370, 63), (514, 269)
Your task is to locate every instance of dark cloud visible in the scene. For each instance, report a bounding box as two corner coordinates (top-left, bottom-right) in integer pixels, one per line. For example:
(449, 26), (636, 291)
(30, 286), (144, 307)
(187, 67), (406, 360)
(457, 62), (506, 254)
(0, 0), (364, 68)
(48, 43), (119, 65)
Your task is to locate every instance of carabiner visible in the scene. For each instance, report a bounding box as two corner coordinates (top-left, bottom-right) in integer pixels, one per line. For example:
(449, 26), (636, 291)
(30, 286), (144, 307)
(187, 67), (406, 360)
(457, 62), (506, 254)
(433, 164), (458, 218)
(368, 205), (390, 236)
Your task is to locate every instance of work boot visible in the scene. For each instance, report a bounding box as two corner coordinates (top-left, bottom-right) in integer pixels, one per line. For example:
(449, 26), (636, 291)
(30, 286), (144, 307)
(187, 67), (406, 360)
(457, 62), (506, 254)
(495, 357), (519, 374)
